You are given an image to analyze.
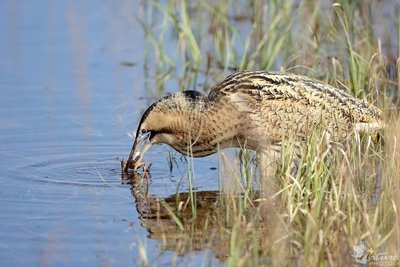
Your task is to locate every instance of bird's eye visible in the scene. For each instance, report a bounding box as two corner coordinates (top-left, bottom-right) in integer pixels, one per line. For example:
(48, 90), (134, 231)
(140, 128), (148, 135)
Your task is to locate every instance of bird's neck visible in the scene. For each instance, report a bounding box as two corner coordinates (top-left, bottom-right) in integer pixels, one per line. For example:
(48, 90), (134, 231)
(184, 102), (247, 152)
(166, 99), (249, 156)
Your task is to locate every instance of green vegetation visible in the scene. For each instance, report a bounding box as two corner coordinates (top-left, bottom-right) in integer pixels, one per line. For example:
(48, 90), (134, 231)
(133, 0), (399, 265)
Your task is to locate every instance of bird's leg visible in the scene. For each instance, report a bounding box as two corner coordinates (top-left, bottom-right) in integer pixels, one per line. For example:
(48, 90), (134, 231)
(255, 148), (283, 239)
(258, 148), (280, 202)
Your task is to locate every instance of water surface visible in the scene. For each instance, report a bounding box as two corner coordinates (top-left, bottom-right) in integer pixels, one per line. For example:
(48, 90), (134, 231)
(0, 1), (221, 266)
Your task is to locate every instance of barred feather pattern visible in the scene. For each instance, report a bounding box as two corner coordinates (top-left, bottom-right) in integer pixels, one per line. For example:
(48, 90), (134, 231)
(137, 71), (383, 158)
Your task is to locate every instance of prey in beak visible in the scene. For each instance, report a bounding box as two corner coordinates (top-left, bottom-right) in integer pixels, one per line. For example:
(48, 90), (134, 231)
(124, 130), (152, 172)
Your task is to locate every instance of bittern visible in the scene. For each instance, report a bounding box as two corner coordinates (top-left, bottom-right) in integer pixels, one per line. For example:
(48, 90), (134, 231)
(124, 71), (383, 172)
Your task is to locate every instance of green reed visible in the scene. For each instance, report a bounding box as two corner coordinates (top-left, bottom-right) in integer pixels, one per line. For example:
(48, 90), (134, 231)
(136, 0), (399, 265)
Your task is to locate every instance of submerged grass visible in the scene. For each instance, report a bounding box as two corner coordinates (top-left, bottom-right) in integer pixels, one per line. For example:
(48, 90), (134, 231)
(134, 0), (399, 265)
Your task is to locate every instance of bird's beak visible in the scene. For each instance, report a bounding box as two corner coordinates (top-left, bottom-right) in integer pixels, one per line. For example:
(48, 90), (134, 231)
(125, 131), (152, 172)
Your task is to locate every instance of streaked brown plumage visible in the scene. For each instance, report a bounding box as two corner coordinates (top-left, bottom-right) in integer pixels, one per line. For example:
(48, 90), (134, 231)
(124, 71), (383, 171)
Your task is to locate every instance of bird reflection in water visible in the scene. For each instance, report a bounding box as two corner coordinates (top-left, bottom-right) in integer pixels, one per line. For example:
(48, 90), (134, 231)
(121, 171), (273, 261)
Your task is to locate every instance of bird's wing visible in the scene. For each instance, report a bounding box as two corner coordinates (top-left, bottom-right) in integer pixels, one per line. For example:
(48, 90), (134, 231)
(209, 71), (348, 105)
(208, 71), (383, 128)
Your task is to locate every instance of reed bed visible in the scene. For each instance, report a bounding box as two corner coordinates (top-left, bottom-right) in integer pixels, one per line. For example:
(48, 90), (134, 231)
(133, 0), (399, 265)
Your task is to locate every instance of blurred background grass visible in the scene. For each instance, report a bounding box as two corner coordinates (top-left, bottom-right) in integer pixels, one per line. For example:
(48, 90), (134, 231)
(140, 0), (398, 104)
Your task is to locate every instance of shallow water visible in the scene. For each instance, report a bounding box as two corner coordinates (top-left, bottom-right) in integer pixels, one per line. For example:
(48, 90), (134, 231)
(0, 1), (222, 266)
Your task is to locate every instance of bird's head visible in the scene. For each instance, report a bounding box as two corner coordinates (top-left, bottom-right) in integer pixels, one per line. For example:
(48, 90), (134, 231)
(125, 91), (205, 171)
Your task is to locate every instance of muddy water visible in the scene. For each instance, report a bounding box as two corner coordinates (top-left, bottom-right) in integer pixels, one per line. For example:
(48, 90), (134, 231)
(0, 1), (221, 266)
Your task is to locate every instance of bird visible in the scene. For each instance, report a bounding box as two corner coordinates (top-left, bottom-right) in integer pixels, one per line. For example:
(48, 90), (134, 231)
(123, 70), (383, 172)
